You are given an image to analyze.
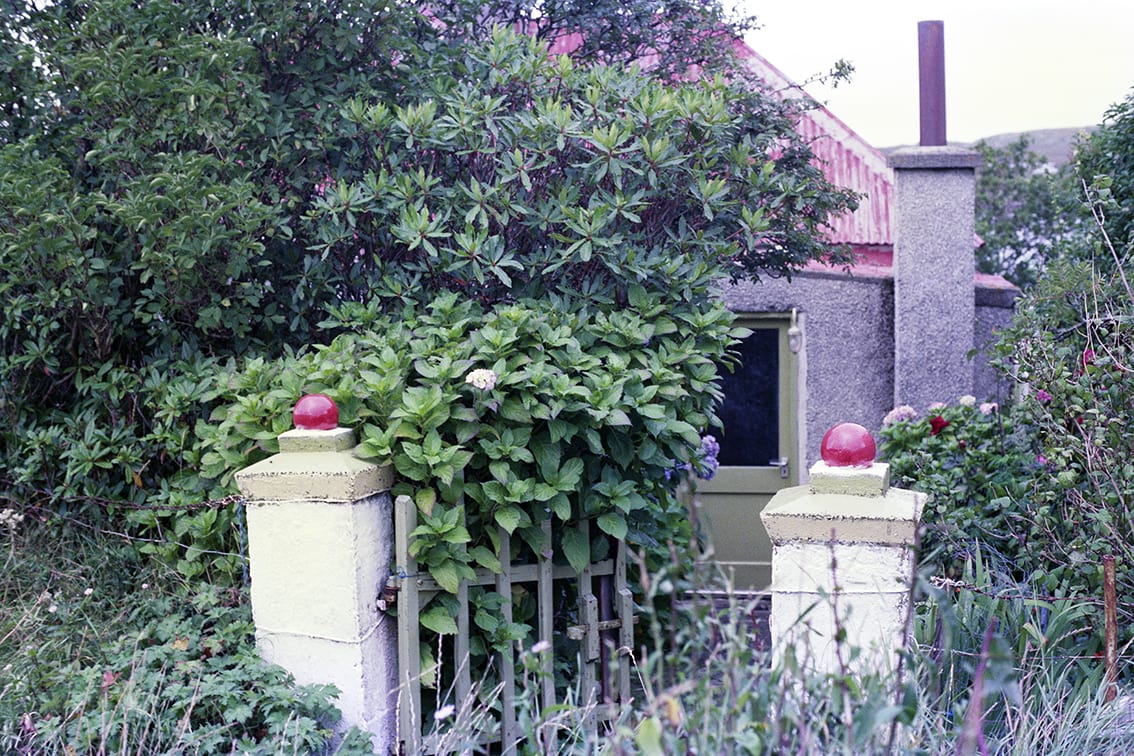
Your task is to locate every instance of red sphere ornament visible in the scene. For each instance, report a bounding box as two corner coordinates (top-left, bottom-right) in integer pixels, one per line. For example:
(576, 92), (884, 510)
(820, 422), (876, 467)
(293, 393), (339, 431)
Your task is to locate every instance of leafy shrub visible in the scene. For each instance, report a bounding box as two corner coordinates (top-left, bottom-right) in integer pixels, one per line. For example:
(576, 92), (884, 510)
(1074, 89), (1134, 255)
(883, 196), (1134, 655)
(0, 0), (417, 526)
(195, 291), (740, 686)
(879, 396), (1036, 577)
(1, 1), (854, 586)
(0, 523), (372, 755)
(308, 26), (855, 307)
(996, 252), (1134, 634)
(974, 136), (1088, 288)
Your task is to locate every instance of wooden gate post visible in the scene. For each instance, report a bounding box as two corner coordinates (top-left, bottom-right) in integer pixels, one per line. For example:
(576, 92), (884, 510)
(235, 394), (397, 753)
(760, 422), (926, 675)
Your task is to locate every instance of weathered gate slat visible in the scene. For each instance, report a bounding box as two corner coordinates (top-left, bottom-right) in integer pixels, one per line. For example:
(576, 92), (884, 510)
(575, 519), (599, 734)
(496, 528), (519, 754)
(616, 540), (633, 700)
(394, 495), (422, 756)
(456, 562), (471, 707)
(393, 495), (634, 754)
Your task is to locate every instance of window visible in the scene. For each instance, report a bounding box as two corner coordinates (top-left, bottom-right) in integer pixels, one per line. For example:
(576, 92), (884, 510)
(716, 325), (780, 468)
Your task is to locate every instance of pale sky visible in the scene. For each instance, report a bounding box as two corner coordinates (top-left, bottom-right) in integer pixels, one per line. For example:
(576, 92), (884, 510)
(739, 1), (1134, 148)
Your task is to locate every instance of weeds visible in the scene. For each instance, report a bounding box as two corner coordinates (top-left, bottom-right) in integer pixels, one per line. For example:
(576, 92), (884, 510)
(0, 516), (370, 754)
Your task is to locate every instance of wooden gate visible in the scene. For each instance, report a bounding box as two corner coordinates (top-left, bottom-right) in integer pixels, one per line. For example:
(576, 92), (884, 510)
(390, 495), (634, 754)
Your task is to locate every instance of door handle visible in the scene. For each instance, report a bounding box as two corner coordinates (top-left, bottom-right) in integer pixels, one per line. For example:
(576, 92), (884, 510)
(769, 457), (789, 479)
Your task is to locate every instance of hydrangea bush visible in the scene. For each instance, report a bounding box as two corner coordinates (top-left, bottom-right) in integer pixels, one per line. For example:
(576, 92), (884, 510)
(197, 291), (741, 700)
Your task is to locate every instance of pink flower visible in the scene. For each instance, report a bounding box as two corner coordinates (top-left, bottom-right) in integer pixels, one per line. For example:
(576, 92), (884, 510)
(882, 405), (917, 426)
(314, 175), (335, 198)
(979, 402), (998, 415)
(1035, 389), (1052, 403)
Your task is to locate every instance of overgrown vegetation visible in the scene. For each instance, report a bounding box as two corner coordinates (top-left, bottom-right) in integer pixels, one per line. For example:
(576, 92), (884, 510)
(974, 136), (1088, 288)
(883, 142), (1134, 667)
(7, 516), (1131, 754)
(6, 0), (1134, 749)
(0, 0), (854, 583)
(0, 516), (373, 754)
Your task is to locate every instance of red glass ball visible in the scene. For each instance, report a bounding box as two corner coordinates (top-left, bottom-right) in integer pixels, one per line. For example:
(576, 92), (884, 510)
(293, 393), (339, 431)
(820, 422), (876, 467)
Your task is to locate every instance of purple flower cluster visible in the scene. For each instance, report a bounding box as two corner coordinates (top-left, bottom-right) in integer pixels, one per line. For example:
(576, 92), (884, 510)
(663, 434), (722, 482)
(696, 435), (720, 480)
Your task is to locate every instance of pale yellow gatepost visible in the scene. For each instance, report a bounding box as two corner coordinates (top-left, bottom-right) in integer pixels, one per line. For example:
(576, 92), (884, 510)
(760, 422), (926, 675)
(235, 394), (397, 753)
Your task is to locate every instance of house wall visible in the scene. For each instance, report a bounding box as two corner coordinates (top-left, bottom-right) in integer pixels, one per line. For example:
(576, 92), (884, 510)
(720, 271), (1018, 476)
(721, 271), (893, 476)
(974, 283), (1020, 405)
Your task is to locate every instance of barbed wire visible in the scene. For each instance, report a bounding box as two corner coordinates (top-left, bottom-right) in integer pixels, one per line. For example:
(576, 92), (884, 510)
(927, 575), (1116, 609)
(1, 477), (244, 512)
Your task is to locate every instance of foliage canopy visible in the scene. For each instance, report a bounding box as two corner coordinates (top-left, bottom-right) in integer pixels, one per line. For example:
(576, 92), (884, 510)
(0, 0), (856, 545)
(973, 137), (1088, 288)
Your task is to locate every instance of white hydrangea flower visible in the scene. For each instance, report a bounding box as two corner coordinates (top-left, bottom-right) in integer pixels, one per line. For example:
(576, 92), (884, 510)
(958, 395), (977, 407)
(980, 402), (998, 415)
(465, 368), (498, 391)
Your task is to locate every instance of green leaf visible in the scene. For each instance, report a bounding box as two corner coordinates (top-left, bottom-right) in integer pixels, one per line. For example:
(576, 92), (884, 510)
(637, 716), (665, 756)
(431, 561), (463, 594)
(494, 505), (525, 534)
(415, 487), (437, 515)
(469, 545), (502, 572)
(499, 398), (532, 423)
(548, 493), (572, 521)
(420, 603), (458, 634)
(597, 511), (627, 540)
(561, 528), (590, 573)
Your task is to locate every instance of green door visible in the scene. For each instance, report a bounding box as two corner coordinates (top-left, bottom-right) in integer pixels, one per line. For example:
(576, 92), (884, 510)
(695, 316), (799, 593)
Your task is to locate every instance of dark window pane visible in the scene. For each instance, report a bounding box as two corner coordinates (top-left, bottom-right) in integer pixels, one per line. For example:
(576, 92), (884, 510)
(717, 327), (779, 467)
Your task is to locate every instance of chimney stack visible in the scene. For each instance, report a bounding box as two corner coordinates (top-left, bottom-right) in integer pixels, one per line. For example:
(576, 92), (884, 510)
(918, 20), (947, 146)
(888, 21), (982, 410)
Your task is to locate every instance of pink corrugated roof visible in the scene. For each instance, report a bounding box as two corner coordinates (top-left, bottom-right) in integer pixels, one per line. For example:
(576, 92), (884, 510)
(732, 40), (894, 248)
(545, 31), (896, 248)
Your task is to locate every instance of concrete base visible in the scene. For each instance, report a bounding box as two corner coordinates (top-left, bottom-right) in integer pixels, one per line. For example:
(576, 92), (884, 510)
(768, 541), (912, 674)
(257, 626), (397, 753)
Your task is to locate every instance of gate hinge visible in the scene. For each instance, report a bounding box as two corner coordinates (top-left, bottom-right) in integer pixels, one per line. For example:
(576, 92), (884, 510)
(377, 579), (399, 612)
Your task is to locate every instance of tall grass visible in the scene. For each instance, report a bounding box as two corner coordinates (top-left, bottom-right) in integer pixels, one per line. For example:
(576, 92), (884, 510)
(419, 551), (1132, 754)
(5, 507), (1131, 754)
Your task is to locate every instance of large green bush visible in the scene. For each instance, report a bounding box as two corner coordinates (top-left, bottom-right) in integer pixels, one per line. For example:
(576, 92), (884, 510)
(0, 1), (854, 550)
(1, 0), (856, 593)
(0, 0), (416, 522)
(196, 290), (738, 680)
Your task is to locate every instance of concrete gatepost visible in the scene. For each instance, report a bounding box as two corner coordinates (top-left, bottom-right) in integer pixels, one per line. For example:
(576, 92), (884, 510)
(234, 394), (397, 752)
(760, 422), (927, 675)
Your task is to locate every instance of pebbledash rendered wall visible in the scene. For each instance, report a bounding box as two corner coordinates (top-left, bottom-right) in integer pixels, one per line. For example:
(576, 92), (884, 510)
(720, 143), (1019, 476)
(720, 266), (1018, 476)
